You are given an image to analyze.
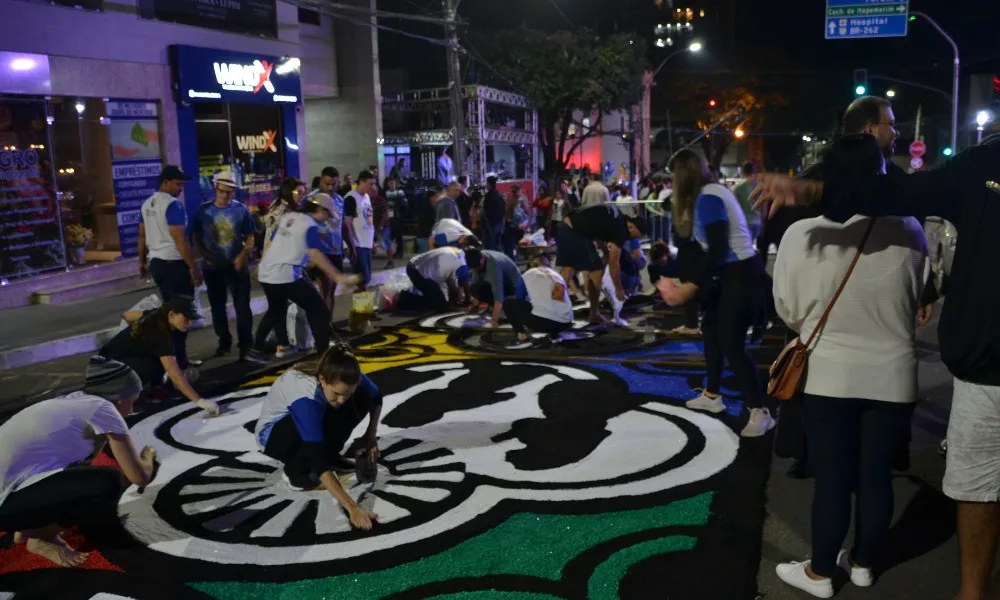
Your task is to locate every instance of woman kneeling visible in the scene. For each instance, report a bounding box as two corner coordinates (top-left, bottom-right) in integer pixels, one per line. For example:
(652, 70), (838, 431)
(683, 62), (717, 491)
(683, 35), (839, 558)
(254, 345), (381, 530)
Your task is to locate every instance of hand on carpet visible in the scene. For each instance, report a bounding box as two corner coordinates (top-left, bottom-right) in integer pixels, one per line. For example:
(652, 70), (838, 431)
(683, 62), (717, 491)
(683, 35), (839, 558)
(195, 399), (221, 416)
(348, 506), (378, 531)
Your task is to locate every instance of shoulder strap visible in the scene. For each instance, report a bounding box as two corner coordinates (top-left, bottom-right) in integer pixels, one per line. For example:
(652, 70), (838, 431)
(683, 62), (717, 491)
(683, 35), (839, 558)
(802, 218), (877, 348)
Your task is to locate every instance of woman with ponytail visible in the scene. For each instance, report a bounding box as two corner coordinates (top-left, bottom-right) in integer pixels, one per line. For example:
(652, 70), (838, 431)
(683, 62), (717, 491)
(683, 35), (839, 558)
(253, 344), (381, 530)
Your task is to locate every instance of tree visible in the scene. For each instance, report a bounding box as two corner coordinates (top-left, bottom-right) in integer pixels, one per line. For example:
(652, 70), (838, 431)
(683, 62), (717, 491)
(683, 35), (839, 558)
(476, 27), (647, 182)
(664, 75), (788, 171)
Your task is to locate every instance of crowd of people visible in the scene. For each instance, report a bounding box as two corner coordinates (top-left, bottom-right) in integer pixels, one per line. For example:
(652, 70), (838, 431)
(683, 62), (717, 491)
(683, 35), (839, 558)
(0, 92), (998, 600)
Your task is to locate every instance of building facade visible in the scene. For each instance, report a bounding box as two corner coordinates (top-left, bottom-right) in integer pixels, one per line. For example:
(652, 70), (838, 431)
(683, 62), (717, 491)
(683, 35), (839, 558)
(0, 0), (380, 285)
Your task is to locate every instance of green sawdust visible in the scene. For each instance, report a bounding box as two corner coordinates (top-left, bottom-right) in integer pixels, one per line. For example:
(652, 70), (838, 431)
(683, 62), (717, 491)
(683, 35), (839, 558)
(587, 536), (697, 600)
(191, 492), (714, 600)
(427, 594), (563, 600)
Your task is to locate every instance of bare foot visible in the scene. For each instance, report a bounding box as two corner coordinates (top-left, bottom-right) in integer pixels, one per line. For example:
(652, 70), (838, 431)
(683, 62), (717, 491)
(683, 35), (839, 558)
(25, 536), (90, 567)
(670, 326), (701, 336)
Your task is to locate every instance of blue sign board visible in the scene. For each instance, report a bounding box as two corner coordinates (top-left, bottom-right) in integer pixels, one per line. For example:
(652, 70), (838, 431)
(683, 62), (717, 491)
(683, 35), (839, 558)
(106, 100), (163, 258)
(170, 45), (301, 105)
(826, 0), (909, 39)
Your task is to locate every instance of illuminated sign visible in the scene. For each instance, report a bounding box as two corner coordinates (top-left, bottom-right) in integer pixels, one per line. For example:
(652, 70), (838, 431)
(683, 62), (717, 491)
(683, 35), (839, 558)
(171, 45), (300, 105)
(236, 130), (278, 153)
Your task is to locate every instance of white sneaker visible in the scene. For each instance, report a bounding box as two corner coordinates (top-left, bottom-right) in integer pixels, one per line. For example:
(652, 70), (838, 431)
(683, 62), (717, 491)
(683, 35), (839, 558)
(775, 561), (834, 598)
(275, 345), (298, 358)
(741, 407), (776, 438)
(686, 391), (726, 414)
(837, 550), (874, 587)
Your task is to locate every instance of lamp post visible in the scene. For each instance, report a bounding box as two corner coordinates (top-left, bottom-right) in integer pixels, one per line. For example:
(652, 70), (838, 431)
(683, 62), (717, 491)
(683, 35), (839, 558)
(910, 11), (959, 153)
(977, 110), (993, 144)
(652, 41), (703, 78)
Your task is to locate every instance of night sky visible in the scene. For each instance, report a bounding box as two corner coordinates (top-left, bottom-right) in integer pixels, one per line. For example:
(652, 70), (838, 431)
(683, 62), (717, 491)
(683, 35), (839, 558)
(375, 0), (998, 163)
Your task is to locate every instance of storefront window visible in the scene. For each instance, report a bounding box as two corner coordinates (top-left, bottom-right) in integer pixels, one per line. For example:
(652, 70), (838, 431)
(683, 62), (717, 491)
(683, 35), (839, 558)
(0, 96), (64, 279)
(194, 103), (283, 211)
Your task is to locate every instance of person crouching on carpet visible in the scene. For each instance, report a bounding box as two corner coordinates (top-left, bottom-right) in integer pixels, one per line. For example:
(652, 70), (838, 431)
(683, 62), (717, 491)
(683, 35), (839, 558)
(464, 248), (524, 328)
(503, 265), (574, 343)
(0, 357), (157, 567)
(254, 344), (381, 531)
(101, 295), (220, 416)
(429, 217), (481, 249)
(396, 246), (473, 312)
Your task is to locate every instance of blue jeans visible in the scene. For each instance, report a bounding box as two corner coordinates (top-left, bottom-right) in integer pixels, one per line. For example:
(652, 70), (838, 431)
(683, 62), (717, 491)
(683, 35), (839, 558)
(149, 258), (193, 368)
(354, 247), (373, 285)
(203, 264), (253, 352)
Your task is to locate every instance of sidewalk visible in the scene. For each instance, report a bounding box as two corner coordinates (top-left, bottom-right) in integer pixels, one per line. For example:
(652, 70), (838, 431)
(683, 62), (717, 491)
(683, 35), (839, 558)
(0, 257), (408, 371)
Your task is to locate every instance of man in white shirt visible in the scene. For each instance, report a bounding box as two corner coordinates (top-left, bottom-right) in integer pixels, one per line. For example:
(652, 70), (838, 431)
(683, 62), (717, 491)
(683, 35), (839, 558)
(0, 357), (156, 567)
(403, 247), (472, 311)
(344, 170), (375, 290)
(503, 266), (574, 343)
(580, 173), (610, 207)
(138, 165), (199, 369)
(430, 217), (480, 249)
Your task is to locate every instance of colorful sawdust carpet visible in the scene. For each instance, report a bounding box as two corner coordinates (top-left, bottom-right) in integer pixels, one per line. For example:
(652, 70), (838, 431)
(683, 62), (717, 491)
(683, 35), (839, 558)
(1, 306), (783, 600)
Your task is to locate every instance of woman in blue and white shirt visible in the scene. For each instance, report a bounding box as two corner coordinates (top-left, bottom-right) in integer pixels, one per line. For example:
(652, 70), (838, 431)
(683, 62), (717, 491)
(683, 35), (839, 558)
(255, 345), (381, 531)
(254, 194), (358, 353)
(656, 149), (773, 438)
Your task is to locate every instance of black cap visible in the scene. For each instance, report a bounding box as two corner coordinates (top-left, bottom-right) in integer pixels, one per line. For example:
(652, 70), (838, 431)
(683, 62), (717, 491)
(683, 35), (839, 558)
(164, 295), (202, 320)
(160, 165), (191, 182)
(463, 247), (484, 270)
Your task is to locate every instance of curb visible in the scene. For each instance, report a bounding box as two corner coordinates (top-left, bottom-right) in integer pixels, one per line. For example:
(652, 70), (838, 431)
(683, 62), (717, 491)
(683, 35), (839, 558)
(0, 267), (405, 372)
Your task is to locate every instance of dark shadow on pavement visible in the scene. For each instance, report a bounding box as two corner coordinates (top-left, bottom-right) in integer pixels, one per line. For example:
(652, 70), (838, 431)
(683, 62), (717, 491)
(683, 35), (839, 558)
(881, 474), (956, 573)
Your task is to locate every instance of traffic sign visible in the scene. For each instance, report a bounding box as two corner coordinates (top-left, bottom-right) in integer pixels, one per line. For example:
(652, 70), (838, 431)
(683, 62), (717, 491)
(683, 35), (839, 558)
(910, 157), (924, 170)
(826, 0), (909, 39)
(909, 140), (926, 158)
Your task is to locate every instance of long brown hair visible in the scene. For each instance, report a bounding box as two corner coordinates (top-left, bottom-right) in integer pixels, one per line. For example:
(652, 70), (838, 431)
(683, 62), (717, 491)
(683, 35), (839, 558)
(668, 149), (715, 238)
(294, 343), (362, 385)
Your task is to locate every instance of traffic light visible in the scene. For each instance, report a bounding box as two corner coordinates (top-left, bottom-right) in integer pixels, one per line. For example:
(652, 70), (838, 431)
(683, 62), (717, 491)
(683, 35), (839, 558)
(854, 69), (868, 96)
(942, 147), (954, 156)
(708, 99), (717, 107)
(992, 75), (1000, 105)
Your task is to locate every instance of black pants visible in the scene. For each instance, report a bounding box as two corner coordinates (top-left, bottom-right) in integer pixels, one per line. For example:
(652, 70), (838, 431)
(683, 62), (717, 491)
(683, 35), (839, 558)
(109, 353), (165, 389)
(389, 217), (405, 254)
(203, 264), (253, 353)
(399, 263), (448, 311)
(149, 258), (193, 367)
(503, 297), (572, 335)
(255, 278), (332, 351)
(0, 467), (124, 531)
(802, 393), (913, 576)
(262, 395), (372, 487)
(701, 257), (764, 409)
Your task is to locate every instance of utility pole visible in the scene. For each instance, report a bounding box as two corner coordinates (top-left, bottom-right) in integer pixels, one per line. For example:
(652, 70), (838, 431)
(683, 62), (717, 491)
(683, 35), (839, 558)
(914, 103), (923, 142)
(910, 11), (959, 153)
(444, 0), (466, 180)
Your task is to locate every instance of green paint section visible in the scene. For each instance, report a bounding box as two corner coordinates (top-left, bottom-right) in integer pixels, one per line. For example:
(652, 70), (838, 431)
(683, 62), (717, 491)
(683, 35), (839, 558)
(426, 593), (563, 600)
(587, 536), (697, 600)
(191, 492), (713, 600)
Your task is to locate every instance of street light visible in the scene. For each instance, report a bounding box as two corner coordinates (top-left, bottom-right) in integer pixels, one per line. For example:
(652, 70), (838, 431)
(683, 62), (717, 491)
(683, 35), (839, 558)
(652, 40), (705, 78)
(910, 11), (960, 153)
(733, 128), (745, 139)
(977, 110), (994, 143)
(886, 89), (896, 98)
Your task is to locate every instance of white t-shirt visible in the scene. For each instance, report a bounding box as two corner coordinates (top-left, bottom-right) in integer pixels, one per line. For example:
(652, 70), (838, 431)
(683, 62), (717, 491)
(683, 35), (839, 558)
(522, 267), (574, 324)
(431, 218), (474, 247)
(409, 247), (470, 285)
(0, 392), (129, 508)
(140, 191), (186, 261)
(259, 212), (324, 284)
(345, 190), (375, 249)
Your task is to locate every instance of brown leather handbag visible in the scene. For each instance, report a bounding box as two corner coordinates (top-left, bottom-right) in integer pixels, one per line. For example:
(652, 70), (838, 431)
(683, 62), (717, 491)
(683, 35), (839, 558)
(768, 219), (876, 400)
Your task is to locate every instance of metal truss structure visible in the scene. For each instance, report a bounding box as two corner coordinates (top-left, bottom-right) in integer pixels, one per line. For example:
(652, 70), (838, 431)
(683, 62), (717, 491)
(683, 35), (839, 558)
(382, 85), (538, 190)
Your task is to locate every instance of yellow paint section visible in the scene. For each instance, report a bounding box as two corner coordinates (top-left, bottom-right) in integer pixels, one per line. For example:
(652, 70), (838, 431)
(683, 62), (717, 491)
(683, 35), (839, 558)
(240, 328), (480, 389)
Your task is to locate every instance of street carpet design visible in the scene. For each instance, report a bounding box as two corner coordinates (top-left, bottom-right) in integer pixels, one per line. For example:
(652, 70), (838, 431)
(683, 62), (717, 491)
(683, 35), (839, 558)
(0, 300), (784, 600)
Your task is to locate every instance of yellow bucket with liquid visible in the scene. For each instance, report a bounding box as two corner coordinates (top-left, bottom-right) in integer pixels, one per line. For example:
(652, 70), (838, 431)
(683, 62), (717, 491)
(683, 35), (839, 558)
(349, 291), (376, 334)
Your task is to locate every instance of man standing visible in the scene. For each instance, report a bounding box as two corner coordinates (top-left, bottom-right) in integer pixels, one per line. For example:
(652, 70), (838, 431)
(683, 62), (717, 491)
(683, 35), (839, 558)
(435, 182), (462, 224)
(464, 248), (524, 328)
(191, 171), (264, 363)
(437, 148), (453, 186)
(482, 176), (506, 252)
(138, 165), (199, 370)
(753, 135), (1000, 600)
(344, 170), (375, 290)
(580, 172), (610, 208)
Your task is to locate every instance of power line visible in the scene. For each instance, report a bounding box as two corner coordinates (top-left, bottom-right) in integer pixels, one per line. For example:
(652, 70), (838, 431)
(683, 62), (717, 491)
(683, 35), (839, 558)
(545, 0), (581, 33)
(461, 35), (516, 87)
(284, 0), (452, 47)
(288, 0), (458, 26)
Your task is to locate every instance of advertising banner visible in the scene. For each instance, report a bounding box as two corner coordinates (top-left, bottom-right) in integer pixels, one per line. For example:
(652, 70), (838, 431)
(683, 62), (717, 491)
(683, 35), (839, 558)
(105, 100), (162, 258)
(0, 98), (65, 279)
(170, 45), (301, 106)
(139, 0), (275, 38)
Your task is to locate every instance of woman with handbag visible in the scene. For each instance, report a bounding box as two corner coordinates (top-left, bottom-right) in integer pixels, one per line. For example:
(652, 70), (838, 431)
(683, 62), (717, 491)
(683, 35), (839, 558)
(770, 134), (930, 598)
(655, 150), (773, 438)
